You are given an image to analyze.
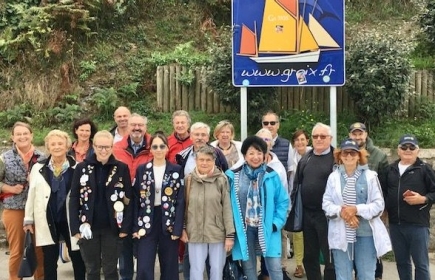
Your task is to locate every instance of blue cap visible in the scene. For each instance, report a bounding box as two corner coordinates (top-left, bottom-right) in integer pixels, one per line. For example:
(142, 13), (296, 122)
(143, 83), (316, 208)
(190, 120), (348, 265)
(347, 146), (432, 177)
(399, 134), (418, 146)
(340, 138), (359, 151)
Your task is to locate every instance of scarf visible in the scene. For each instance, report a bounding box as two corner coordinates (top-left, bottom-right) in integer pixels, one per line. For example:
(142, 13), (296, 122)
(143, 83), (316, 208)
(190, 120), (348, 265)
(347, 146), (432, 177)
(16, 144), (35, 171)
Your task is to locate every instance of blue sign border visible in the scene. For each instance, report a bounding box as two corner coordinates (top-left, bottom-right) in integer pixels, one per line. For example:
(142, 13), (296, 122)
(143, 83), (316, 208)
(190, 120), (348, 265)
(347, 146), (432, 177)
(232, 0), (345, 87)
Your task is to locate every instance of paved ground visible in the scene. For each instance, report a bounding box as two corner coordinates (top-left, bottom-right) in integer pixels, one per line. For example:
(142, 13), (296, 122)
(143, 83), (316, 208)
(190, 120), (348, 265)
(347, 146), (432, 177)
(0, 247), (434, 280)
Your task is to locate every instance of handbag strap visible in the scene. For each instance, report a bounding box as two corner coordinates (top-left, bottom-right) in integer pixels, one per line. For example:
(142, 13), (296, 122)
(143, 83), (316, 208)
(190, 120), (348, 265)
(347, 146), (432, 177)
(184, 175), (192, 224)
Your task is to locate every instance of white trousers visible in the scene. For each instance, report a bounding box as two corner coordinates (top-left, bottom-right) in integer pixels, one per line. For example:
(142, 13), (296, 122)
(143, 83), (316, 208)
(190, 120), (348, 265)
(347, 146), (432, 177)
(188, 242), (226, 280)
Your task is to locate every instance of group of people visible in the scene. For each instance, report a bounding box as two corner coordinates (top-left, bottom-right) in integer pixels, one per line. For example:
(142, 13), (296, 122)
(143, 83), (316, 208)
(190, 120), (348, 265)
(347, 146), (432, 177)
(0, 107), (433, 280)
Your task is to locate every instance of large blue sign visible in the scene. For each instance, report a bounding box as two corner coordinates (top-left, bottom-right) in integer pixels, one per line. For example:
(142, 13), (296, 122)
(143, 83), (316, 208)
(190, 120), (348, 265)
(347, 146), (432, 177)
(232, 0), (345, 87)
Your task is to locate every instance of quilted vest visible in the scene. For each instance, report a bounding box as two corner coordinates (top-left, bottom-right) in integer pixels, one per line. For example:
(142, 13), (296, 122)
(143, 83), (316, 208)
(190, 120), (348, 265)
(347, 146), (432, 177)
(271, 136), (290, 170)
(1, 148), (45, 209)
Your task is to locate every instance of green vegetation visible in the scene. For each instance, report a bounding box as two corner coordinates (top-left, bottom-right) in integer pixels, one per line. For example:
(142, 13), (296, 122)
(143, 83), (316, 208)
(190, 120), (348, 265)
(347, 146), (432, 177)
(1, 0), (435, 149)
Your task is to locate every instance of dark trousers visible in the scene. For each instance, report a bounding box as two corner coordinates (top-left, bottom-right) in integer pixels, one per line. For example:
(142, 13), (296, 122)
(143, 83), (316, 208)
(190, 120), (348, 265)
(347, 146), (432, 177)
(119, 233), (134, 280)
(302, 209), (335, 280)
(42, 221), (85, 280)
(136, 207), (179, 280)
(79, 228), (123, 280)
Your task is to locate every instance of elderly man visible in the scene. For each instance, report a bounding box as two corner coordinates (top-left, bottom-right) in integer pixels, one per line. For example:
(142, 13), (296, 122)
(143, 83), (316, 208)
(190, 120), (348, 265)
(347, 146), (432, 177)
(176, 121), (228, 176)
(110, 106), (131, 143)
(381, 134), (435, 280)
(167, 110), (192, 164)
(349, 122), (388, 280)
(113, 113), (153, 280)
(292, 122), (335, 280)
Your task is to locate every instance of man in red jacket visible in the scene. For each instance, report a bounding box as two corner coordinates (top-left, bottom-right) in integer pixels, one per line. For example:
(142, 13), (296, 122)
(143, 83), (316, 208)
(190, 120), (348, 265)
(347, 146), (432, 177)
(113, 113), (153, 280)
(167, 110), (192, 164)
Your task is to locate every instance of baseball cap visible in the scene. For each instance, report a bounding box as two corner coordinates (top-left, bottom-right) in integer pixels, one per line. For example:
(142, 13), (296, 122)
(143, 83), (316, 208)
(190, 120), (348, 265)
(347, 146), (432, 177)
(349, 122), (366, 133)
(399, 134), (419, 146)
(340, 138), (359, 151)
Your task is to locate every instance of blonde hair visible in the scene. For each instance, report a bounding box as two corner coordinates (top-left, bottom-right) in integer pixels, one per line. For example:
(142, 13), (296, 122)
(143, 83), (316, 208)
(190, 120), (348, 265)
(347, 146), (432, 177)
(44, 129), (72, 151)
(93, 130), (114, 144)
(213, 120), (235, 140)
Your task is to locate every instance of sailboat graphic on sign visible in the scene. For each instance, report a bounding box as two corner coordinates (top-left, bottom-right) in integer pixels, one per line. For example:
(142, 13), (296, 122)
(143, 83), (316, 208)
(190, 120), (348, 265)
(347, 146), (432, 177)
(238, 0), (340, 70)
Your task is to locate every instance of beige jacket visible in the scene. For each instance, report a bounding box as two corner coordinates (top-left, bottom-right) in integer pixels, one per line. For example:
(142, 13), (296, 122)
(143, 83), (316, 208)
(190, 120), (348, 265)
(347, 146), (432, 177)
(185, 167), (235, 243)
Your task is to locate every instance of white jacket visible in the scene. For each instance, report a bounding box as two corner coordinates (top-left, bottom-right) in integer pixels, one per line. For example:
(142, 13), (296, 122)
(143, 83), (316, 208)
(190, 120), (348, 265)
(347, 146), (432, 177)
(322, 167), (391, 258)
(24, 162), (79, 250)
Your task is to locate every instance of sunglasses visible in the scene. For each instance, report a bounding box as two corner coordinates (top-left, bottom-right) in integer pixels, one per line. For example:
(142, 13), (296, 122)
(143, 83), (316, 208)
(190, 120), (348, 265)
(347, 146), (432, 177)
(262, 121), (277, 126)
(341, 150), (359, 157)
(151, 144), (167, 150)
(399, 145), (417, 151)
(312, 135), (329, 140)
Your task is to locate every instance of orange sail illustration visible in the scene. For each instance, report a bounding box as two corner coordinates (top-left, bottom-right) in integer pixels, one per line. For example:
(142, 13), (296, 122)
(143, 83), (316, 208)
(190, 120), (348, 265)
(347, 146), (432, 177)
(238, 0), (340, 66)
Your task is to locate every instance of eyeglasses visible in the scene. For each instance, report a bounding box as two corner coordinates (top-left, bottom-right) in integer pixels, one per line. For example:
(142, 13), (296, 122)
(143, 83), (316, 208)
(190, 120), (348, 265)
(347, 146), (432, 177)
(262, 121), (278, 126)
(94, 145), (112, 151)
(151, 144), (167, 150)
(312, 135), (330, 140)
(399, 145), (417, 151)
(341, 150), (358, 157)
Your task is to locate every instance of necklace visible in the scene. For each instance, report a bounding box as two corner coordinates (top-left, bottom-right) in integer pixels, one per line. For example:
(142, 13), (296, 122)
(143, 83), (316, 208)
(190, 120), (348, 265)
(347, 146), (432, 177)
(217, 142), (232, 151)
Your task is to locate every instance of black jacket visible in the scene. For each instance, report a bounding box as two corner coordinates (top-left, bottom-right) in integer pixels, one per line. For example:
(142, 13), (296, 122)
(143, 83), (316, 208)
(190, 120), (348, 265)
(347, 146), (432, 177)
(69, 154), (132, 236)
(381, 158), (435, 227)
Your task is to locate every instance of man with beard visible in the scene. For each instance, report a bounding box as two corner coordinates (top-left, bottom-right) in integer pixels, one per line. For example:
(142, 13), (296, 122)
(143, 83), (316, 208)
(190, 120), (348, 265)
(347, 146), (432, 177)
(113, 113), (153, 280)
(348, 122), (389, 280)
(110, 106), (131, 144)
(176, 122), (228, 176)
(176, 121), (228, 280)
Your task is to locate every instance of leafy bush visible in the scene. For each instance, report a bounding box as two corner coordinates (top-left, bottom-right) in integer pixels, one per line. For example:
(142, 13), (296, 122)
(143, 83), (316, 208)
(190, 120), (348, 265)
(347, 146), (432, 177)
(419, 0), (435, 49)
(206, 27), (277, 127)
(346, 32), (412, 127)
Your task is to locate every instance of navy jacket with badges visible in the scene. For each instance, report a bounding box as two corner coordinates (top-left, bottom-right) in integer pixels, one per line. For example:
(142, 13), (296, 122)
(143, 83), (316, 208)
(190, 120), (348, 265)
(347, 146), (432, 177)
(381, 157), (435, 227)
(69, 154), (132, 236)
(132, 160), (184, 237)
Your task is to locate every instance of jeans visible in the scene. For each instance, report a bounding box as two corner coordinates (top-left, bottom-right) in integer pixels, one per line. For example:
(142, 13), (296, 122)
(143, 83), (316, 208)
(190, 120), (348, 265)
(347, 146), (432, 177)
(332, 236), (376, 280)
(389, 223), (431, 280)
(242, 226), (282, 280)
(188, 242), (226, 280)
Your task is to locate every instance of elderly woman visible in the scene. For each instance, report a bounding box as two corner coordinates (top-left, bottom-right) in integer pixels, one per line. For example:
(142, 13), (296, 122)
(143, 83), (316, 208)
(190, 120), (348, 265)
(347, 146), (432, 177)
(322, 138), (391, 280)
(0, 122), (45, 280)
(210, 120), (242, 168)
(68, 118), (98, 163)
(288, 129), (311, 278)
(69, 130), (132, 280)
(133, 132), (184, 280)
(23, 129), (85, 280)
(181, 145), (235, 280)
(226, 136), (289, 280)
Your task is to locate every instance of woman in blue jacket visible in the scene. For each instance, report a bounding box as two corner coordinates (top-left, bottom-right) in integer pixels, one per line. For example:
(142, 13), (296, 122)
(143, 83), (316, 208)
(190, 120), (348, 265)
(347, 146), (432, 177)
(226, 136), (289, 280)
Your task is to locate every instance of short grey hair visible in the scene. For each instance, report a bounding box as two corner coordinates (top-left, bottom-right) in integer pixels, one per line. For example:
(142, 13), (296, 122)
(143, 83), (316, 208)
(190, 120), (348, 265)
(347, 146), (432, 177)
(128, 113), (148, 125)
(312, 122), (331, 136)
(190, 122), (210, 135)
(172, 110), (191, 125)
(196, 145), (216, 160)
